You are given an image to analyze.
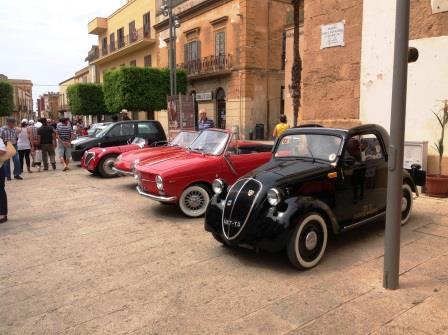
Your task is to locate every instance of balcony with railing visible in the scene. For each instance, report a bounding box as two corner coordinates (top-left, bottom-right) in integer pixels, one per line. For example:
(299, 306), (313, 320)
(90, 27), (156, 65)
(180, 54), (233, 79)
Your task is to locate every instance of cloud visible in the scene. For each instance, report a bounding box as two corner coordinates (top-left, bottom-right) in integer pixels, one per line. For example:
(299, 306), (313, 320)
(0, 0), (124, 106)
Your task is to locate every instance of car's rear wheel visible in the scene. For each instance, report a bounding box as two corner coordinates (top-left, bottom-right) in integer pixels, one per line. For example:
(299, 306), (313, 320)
(98, 155), (118, 178)
(178, 184), (211, 218)
(287, 212), (328, 270)
(401, 184), (413, 225)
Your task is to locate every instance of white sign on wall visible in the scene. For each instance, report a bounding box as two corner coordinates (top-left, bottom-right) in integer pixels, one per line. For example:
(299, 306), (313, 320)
(195, 92), (213, 101)
(321, 21), (345, 49)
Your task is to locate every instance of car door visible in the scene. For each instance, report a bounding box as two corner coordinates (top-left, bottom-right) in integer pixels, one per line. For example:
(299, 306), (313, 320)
(334, 132), (388, 226)
(102, 123), (136, 147)
(224, 142), (271, 181)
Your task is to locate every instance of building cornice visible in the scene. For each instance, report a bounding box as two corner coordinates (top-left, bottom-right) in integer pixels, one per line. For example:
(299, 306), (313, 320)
(154, 0), (233, 32)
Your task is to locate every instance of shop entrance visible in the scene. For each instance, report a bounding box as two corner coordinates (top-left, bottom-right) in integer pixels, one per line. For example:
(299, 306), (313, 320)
(216, 88), (226, 129)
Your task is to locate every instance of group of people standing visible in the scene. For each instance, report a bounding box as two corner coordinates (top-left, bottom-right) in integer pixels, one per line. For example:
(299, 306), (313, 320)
(0, 117), (76, 224)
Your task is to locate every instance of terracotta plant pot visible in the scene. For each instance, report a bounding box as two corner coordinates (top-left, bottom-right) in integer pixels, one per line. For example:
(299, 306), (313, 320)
(426, 174), (448, 197)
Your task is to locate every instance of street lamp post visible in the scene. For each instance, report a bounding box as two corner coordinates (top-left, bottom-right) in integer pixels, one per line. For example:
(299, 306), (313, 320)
(162, 0), (180, 99)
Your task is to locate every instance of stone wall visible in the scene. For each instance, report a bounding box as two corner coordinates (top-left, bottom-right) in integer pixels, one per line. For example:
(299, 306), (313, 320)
(300, 0), (363, 129)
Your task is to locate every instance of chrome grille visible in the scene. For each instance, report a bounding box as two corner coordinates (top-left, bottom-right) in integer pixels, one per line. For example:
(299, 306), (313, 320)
(222, 178), (262, 240)
(85, 152), (95, 166)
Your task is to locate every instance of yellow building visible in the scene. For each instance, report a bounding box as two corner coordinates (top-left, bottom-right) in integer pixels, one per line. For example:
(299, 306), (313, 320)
(58, 66), (89, 114)
(87, 0), (158, 82)
(0, 74), (34, 122)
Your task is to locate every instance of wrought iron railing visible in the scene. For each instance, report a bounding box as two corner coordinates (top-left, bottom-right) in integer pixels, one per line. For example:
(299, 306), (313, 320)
(181, 54), (232, 76)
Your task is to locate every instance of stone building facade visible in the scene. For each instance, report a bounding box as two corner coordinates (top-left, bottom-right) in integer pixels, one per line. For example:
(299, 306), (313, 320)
(0, 74), (34, 122)
(155, 0), (293, 138)
(285, 0), (448, 174)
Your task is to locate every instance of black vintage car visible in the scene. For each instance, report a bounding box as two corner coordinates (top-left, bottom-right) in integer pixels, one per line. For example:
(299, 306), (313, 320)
(71, 120), (166, 161)
(205, 124), (424, 270)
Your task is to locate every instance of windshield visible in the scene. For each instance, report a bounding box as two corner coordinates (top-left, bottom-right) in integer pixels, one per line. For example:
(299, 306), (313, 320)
(94, 124), (113, 138)
(275, 133), (342, 162)
(171, 131), (199, 148)
(189, 130), (229, 155)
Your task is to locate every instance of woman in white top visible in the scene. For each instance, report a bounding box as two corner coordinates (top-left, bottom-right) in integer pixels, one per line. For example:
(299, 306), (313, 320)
(17, 119), (33, 173)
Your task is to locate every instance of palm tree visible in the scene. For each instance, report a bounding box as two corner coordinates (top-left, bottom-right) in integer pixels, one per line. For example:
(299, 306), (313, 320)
(290, 0), (302, 126)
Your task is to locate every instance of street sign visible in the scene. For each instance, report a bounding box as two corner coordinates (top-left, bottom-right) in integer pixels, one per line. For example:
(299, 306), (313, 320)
(195, 92), (213, 101)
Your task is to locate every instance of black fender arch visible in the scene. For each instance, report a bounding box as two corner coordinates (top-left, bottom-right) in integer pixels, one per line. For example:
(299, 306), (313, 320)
(287, 196), (340, 235)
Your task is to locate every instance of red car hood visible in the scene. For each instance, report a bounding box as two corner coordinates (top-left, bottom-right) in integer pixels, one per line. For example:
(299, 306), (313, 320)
(137, 151), (215, 175)
(120, 146), (183, 163)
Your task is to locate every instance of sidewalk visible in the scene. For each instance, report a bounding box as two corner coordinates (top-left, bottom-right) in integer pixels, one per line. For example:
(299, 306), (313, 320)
(0, 167), (447, 334)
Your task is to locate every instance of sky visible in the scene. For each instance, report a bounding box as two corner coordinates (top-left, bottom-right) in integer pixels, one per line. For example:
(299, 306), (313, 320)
(0, 0), (125, 108)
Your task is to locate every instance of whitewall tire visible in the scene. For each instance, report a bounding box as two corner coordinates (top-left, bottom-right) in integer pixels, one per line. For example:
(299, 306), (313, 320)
(401, 184), (413, 225)
(287, 212), (328, 270)
(179, 185), (211, 218)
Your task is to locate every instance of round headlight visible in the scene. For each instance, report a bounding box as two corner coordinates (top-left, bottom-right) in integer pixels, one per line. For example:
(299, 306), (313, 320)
(155, 175), (164, 191)
(212, 179), (225, 195)
(267, 188), (282, 206)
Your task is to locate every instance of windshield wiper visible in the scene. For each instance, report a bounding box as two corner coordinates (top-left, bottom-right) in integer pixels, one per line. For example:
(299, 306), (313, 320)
(306, 145), (316, 163)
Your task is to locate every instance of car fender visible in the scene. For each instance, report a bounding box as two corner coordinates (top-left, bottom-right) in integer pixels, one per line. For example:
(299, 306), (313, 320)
(286, 196), (339, 235)
(403, 170), (418, 196)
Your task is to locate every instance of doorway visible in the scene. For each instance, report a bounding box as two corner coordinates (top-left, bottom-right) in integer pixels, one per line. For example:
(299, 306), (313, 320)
(216, 88), (226, 129)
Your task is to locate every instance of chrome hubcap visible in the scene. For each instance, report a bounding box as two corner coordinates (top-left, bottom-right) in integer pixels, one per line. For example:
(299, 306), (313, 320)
(401, 196), (408, 212)
(104, 158), (116, 175)
(305, 231), (318, 250)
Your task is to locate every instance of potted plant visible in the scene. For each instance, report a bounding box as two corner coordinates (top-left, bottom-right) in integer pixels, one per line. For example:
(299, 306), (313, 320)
(426, 100), (448, 197)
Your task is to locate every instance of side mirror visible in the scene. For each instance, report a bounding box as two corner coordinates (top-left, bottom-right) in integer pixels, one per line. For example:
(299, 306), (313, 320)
(343, 156), (356, 168)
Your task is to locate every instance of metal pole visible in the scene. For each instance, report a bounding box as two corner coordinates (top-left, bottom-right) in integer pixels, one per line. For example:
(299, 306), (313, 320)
(168, 0), (174, 98)
(173, 25), (177, 99)
(383, 0), (411, 290)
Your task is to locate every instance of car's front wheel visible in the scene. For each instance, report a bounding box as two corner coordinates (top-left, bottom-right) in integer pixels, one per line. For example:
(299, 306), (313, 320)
(178, 184), (211, 218)
(287, 212), (328, 270)
(401, 184), (413, 225)
(98, 155), (118, 178)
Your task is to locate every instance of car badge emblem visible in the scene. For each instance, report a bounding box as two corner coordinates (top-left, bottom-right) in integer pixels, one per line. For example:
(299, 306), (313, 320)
(227, 200), (232, 206)
(248, 190), (255, 197)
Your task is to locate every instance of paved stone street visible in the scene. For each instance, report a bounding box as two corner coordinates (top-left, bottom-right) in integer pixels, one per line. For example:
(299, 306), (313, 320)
(1, 165), (447, 334)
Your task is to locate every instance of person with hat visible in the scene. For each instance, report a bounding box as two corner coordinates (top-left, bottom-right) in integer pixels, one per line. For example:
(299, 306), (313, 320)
(17, 119), (33, 174)
(1, 118), (22, 180)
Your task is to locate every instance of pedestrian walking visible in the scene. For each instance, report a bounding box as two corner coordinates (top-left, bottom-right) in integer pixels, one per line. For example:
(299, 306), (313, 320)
(0, 138), (8, 223)
(1, 118), (23, 180)
(56, 118), (74, 171)
(17, 119), (33, 174)
(28, 120), (39, 167)
(37, 118), (56, 171)
(198, 110), (215, 131)
(272, 115), (290, 139)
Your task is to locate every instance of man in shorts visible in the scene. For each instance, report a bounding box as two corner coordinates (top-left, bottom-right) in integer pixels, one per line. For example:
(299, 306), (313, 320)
(56, 118), (74, 171)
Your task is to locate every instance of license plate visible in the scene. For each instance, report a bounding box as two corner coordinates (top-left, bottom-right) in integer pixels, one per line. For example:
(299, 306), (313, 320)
(223, 219), (242, 228)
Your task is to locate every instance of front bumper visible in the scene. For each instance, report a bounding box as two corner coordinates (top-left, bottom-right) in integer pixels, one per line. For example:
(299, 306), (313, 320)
(112, 167), (134, 176)
(136, 185), (177, 203)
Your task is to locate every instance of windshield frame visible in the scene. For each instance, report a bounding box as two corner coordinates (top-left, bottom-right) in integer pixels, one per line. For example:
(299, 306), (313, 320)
(188, 130), (230, 156)
(94, 124), (114, 138)
(273, 132), (344, 163)
(170, 131), (199, 148)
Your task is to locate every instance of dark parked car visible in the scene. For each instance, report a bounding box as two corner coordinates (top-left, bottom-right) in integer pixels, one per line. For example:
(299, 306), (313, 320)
(205, 124), (424, 270)
(71, 121), (166, 161)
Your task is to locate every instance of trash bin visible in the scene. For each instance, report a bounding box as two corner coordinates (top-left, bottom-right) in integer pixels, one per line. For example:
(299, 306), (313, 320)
(255, 124), (264, 140)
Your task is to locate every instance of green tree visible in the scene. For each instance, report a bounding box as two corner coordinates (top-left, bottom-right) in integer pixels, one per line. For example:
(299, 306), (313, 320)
(67, 83), (107, 117)
(102, 67), (187, 114)
(0, 81), (14, 117)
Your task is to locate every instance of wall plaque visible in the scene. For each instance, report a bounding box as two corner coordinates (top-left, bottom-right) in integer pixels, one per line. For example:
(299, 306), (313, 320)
(195, 92), (213, 101)
(321, 21), (345, 49)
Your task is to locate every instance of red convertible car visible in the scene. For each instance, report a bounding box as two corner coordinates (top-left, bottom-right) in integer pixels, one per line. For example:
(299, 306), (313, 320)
(81, 137), (148, 178)
(113, 130), (199, 176)
(135, 129), (273, 217)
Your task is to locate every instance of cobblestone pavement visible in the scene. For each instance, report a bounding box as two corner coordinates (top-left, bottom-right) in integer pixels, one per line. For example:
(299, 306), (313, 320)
(1, 165), (447, 334)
